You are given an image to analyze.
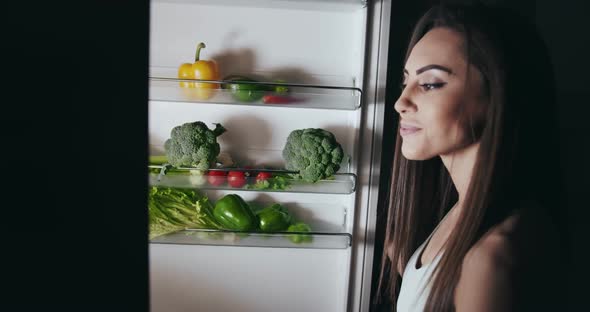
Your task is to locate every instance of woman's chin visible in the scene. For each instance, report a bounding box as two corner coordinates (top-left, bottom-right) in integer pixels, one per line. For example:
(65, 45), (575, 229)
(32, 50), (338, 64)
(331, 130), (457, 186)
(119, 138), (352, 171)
(401, 145), (432, 161)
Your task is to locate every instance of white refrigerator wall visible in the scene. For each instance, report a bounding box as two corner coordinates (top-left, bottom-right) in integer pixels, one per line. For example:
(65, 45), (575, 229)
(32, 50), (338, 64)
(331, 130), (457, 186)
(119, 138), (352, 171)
(149, 1), (373, 312)
(150, 245), (350, 312)
(149, 2), (366, 79)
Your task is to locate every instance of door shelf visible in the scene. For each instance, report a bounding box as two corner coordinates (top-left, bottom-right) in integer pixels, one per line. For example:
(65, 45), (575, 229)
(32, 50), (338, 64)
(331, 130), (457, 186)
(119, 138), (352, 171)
(149, 167), (357, 194)
(149, 67), (362, 111)
(150, 229), (352, 249)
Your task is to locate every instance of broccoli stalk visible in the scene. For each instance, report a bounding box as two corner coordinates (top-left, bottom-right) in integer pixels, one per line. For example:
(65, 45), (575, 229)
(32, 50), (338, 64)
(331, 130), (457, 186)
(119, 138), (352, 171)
(164, 121), (226, 170)
(282, 128), (344, 183)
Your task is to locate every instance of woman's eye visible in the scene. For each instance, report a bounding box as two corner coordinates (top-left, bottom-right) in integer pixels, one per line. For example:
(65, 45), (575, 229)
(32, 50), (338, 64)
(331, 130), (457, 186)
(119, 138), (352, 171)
(419, 82), (446, 91)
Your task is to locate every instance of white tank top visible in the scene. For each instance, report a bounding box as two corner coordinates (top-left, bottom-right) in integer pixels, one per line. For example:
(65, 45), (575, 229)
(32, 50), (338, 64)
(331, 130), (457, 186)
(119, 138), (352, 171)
(396, 210), (452, 312)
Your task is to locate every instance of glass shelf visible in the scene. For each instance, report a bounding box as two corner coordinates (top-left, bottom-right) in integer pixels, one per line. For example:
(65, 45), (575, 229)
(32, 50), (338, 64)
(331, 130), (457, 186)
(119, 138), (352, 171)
(149, 67), (362, 111)
(149, 167), (357, 194)
(150, 229), (352, 249)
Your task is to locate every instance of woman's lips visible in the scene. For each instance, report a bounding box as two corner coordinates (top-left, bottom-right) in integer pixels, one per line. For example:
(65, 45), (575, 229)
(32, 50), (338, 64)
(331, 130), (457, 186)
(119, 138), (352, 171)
(400, 125), (422, 136)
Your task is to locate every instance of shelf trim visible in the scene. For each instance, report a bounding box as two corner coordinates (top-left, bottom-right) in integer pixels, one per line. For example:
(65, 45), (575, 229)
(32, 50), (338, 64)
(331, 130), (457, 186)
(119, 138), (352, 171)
(150, 76), (363, 94)
(150, 228), (353, 249)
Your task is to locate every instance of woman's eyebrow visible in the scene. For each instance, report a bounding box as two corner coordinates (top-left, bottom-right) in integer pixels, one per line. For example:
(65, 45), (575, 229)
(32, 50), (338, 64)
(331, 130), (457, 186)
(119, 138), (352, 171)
(403, 64), (453, 75)
(416, 64), (453, 75)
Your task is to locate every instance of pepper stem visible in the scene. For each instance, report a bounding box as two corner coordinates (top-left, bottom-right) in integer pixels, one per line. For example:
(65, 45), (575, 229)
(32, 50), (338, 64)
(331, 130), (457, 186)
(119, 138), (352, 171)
(195, 42), (206, 62)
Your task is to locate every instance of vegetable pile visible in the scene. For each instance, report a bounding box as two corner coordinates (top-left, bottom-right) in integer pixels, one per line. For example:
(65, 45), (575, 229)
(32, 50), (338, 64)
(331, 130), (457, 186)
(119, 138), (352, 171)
(150, 156), (291, 191)
(282, 128), (344, 183)
(149, 190), (313, 244)
(204, 170), (291, 190)
(153, 121), (347, 189)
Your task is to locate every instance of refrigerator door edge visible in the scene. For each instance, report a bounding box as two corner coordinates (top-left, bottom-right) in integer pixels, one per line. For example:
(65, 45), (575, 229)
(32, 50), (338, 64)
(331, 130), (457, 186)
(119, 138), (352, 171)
(348, 0), (392, 311)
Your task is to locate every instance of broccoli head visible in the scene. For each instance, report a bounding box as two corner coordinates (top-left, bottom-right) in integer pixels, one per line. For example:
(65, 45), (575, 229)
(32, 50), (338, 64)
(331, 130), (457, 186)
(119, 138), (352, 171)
(164, 121), (226, 170)
(282, 128), (344, 182)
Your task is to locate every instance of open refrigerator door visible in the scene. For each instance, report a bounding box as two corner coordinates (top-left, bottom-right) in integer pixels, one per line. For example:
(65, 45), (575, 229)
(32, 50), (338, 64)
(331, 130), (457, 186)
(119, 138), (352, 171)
(148, 0), (391, 311)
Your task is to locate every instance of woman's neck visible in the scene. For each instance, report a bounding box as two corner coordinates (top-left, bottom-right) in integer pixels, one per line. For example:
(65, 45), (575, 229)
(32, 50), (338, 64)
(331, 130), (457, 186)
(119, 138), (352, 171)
(439, 141), (480, 211)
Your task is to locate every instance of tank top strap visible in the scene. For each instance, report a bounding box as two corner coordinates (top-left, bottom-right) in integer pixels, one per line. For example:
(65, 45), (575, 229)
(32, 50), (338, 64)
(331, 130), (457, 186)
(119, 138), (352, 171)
(415, 204), (457, 266)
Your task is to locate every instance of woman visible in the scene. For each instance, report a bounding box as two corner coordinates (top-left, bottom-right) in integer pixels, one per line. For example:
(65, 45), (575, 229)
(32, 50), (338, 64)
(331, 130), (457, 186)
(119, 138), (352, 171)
(377, 4), (566, 312)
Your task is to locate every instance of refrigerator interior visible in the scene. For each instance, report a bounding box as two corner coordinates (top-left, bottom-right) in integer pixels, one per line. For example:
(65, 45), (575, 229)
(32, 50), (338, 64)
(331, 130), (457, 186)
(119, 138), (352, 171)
(148, 1), (386, 311)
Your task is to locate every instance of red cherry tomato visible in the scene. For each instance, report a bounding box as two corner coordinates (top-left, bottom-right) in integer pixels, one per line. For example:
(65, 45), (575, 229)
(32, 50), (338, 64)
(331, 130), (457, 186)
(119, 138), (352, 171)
(207, 170), (227, 186)
(228, 171), (247, 188)
(256, 172), (273, 183)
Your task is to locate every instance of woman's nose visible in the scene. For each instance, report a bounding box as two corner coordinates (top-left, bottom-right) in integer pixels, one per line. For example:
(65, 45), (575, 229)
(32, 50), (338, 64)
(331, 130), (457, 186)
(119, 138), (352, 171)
(394, 90), (416, 115)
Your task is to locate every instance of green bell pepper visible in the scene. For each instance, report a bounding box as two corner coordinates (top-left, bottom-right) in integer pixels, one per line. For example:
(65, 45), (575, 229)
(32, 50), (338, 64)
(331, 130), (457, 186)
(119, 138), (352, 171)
(213, 194), (258, 231)
(222, 75), (289, 102)
(257, 203), (293, 232)
(287, 222), (313, 243)
(222, 75), (266, 102)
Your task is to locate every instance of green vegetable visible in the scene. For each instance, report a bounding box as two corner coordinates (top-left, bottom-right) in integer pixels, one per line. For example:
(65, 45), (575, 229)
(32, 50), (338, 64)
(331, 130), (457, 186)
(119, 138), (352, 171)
(222, 75), (267, 102)
(164, 121), (226, 170)
(286, 222), (313, 244)
(148, 186), (222, 239)
(282, 128), (344, 183)
(213, 194), (258, 231)
(245, 175), (290, 191)
(257, 203), (293, 232)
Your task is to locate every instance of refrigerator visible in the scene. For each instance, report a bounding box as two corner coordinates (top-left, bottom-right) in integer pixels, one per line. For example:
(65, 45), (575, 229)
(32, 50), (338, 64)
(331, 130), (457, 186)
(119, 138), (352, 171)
(147, 0), (392, 311)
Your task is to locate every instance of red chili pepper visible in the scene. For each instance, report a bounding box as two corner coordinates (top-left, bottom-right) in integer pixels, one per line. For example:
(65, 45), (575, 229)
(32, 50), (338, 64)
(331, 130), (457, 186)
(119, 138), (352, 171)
(262, 95), (300, 104)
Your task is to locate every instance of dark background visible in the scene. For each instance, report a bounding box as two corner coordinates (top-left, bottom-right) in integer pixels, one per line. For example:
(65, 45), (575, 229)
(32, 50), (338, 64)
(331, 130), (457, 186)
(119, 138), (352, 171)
(2, 0), (150, 310)
(1, 0), (588, 311)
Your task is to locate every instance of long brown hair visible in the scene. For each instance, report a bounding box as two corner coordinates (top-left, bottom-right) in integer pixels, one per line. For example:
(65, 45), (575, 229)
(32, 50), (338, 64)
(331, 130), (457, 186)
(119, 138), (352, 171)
(376, 3), (561, 311)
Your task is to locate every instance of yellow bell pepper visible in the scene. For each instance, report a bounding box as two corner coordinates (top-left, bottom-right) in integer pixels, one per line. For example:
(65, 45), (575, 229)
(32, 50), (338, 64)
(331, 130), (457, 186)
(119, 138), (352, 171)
(178, 42), (220, 100)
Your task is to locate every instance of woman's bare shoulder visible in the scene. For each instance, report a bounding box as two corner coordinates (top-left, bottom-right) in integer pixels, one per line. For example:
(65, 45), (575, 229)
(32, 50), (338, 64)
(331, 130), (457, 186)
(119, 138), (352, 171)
(454, 201), (560, 311)
(466, 212), (520, 268)
(454, 223), (516, 311)
(462, 211), (521, 266)
(473, 200), (557, 263)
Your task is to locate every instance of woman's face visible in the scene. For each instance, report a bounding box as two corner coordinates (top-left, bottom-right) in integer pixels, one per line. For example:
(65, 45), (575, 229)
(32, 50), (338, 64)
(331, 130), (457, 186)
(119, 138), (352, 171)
(394, 27), (487, 160)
